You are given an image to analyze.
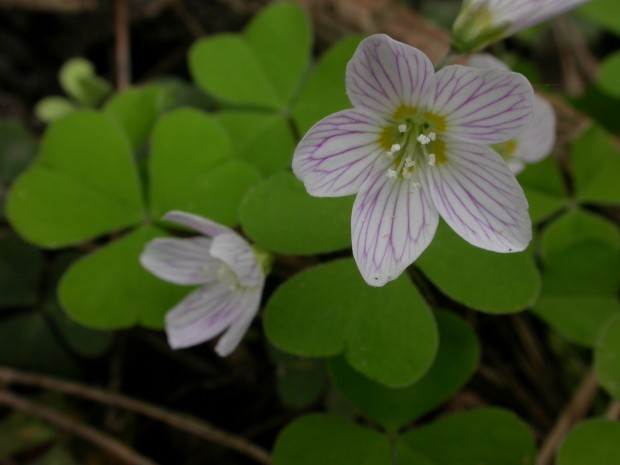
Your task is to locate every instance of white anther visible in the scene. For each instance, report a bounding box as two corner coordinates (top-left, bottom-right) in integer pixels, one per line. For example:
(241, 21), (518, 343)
(386, 169), (397, 178)
(385, 151), (395, 158)
(410, 182), (422, 191)
(398, 124), (408, 133)
(417, 134), (431, 145)
(428, 153), (436, 166)
(428, 132), (437, 141)
(390, 143), (401, 153)
(404, 157), (415, 168)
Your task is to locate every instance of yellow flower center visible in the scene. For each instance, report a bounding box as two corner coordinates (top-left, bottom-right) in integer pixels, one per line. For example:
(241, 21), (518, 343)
(378, 105), (448, 181)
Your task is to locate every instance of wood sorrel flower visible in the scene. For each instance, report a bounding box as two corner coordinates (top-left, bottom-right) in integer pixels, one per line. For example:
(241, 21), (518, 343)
(293, 34), (534, 286)
(451, 0), (590, 52)
(467, 54), (556, 173)
(140, 211), (268, 356)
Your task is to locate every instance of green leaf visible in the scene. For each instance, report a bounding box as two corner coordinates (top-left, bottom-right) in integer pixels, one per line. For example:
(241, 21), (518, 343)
(265, 258), (438, 387)
(416, 223), (541, 313)
(0, 232), (43, 308)
(517, 157), (567, 223)
(0, 313), (79, 377)
(215, 111), (295, 175)
(104, 85), (162, 152)
(148, 108), (260, 226)
(597, 51), (620, 99)
(243, 2), (311, 105)
(7, 111), (144, 248)
(239, 172), (353, 255)
(532, 242), (620, 347)
(34, 96), (76, 123)
(571, 125), (620, 205)
(293, 35), (363, 134)
(399, 408), (536, 465)
(189, 3), (310, 109)
(0, 411), (57, 457)
(557, 419), (620, 465)
(59, 58), (112, 106)
(58, 226), (189, 329)
(540, 208), (620, 261)
(329, 311), (479, 431)
(578, 0), (620, 36)
(272, 414), (392, 465)
(595, 316), (620, 401)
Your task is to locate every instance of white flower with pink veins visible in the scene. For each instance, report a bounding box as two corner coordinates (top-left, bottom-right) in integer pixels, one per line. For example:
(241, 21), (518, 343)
(293, 34), (535, 287)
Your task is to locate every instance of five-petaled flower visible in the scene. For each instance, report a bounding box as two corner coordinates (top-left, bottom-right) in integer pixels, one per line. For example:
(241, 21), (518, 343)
(451, 0), (591, 52)
(467, 54), (556, 173)
(292, 34), (535, 287)
(140, 211), (268, 356)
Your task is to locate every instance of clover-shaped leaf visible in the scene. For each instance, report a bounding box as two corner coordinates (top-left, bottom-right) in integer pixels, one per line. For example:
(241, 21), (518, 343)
(417, 223), (541, 313)
(265, 258), (438, 387)
(189, 2), (310, 110)
(595, 316), (620, 401)
(557, 419), (620, 465)
(329, 311), (479, 431)
(240, 172), (353, 255)
(273, 414), (392, 465)
(59, 226), (189, 329)
(517, 157), (567, 224)
(149, 108), (260, 226)
(7, 111), (143, 248)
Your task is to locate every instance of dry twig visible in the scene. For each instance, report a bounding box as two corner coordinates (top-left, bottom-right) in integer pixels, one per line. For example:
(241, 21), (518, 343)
(0, 365), (271, 465)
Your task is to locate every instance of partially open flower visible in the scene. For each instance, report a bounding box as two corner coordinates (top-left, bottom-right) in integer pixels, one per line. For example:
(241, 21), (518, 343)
(451, 0), (590, 53)
(140, 211), (268, 356)
(467, 54), (556, 173)
(293, 34), (534, 287)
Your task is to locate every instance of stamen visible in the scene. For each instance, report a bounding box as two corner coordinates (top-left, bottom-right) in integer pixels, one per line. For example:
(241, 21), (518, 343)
(416, 134), (431, 145)
(428, 132), (436, 141)
(428, 153), (436, 166)
(398, 124), (408, 133)
(404, 157), (415, 168)
(390, 143), (401, 153)
(386, 169), (397, 178)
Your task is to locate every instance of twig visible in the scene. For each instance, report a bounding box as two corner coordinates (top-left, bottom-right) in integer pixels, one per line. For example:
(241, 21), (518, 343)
(0, 0), (96, 12)
(172, 0), (206, 38)
(0, 366), (271, 465)
(115, 0), (131, 90)
(537, 369), (599, 465)
(0, 390), (158, 465)
(605, 401), (620, 421)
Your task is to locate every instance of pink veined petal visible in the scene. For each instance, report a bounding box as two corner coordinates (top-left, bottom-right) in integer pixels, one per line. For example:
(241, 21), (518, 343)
(429, 65), (534, 144)
(210, 233), (264, 287)
(507, 159), (526, 175)
(423, 141), (531, 252)
(140, 237), (219, 285)
(352, 168), (439, 287)
(292, 109), (391, 197)
(215, 286), (263, 357)
(346, 34), (435, 119)
(163, 211), (232, 238)
(165, 281), (253, 350)
(515, 95), (556, 163)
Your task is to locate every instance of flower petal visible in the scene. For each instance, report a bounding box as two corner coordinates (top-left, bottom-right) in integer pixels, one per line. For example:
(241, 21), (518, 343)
(515, 95), (555, 163)
(466, 53), (510, 72)
(210, 233), (263, 287)
(352, 168), (439, 286)
(163, 211), (232, 237)
(165, 281), (259, 351)
(429, 65), (534, 144)
(423, 141), (531, 252)
(292, 109), (391, 197)
(215, 287), (263, 356)
(346, 34), (434, 119)
(140, 237), (219, 285)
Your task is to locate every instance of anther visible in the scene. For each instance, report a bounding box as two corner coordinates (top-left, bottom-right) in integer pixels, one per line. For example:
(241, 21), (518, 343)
(398, 124), (408, 133)
(390, 143), (401, 153)
(386, 169), (397, 178)
(428, 132), (437, 141)
(404, 157), (415, 168)
(417, 134), (431, 145)
(428, 153), (436, 166)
